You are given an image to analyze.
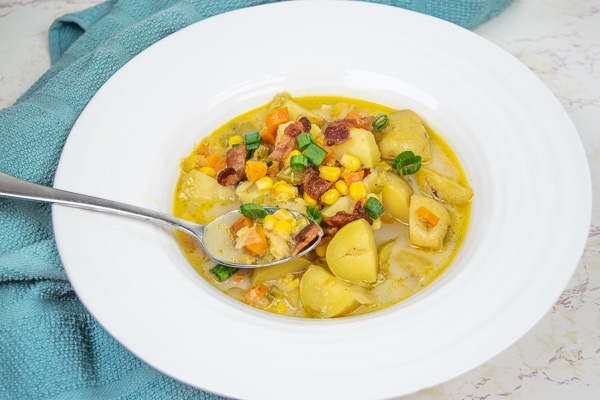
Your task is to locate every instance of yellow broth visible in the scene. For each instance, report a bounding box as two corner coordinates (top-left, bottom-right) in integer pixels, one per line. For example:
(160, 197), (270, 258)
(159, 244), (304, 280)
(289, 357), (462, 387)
(173, 93), (472, 318)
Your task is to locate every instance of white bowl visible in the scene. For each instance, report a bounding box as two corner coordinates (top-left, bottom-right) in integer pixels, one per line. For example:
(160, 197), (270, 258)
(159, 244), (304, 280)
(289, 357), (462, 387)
(53, 2), (591, 399)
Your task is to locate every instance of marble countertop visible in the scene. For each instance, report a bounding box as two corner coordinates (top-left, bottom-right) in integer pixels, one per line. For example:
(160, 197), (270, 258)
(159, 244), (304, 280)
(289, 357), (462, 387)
(1, 1), (599, 399)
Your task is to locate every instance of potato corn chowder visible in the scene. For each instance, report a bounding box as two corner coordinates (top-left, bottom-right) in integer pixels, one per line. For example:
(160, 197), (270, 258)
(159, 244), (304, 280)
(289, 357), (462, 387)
(173, 92), (472, 318)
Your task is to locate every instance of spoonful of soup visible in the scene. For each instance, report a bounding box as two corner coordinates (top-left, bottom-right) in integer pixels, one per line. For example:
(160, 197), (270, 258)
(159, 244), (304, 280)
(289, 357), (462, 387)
(0, 172), (323, 268)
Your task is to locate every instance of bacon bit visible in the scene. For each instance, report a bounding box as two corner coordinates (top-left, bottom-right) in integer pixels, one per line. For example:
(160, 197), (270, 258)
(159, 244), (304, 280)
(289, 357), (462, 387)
(268, 117), (311, 162)
(298, 116), (311, 133)
(354, 115), (375, 130)
(291, 222), (321, 256)
(324, 120), (351, 146)
(324, 201), (372, 228)
(216, 168), (238, 186)
(268, 134), (296, 162)
(323, 226), (338, 238)
(232, 216), (254, 234)
(301, 165), (334, 200)
(217, 145), (246, 186)
(323, 116), (376, 146)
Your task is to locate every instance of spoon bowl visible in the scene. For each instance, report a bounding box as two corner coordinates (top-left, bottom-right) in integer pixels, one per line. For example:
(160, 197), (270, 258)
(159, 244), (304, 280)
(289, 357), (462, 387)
(0, 171), (322, 268)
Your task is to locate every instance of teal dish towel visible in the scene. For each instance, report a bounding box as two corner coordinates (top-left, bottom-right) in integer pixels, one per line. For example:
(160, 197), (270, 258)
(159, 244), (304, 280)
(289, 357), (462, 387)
(0, 0), (511, 399)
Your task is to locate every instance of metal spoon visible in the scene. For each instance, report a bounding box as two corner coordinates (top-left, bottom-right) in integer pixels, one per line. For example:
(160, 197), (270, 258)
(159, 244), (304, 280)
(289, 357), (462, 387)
(0, 171), (323, 268)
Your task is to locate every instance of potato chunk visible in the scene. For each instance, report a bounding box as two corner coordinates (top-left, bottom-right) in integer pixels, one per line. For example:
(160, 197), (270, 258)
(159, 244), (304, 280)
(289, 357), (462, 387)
(377, 110), (431, 162)
(330, 128), (381, 168)
(178, 169), (238, 221)
(321, 195), (354, 218)
(326, 219), (378, 283)
(299, 265), (360, 318)
(251, 257), (311, 285)
(381, 171), (413, 223)
(409, 194), (450, 249)
(178, 169), (236, 203)
(414, 167), (473, 205)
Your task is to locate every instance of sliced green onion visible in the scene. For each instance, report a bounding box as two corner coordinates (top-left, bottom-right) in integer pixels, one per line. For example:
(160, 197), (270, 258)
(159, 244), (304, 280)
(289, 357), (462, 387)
(245, 141), (260, 151)
(400, 162), (422, 175)
(306, 206), (323, 225)
(393, 151), (422, 175)
(244, 131), (261, 155)
(209, 264), (239, 282)
(296, 132), (313, 151)
(363, 197), (384, 220)
(265, 160), (274, 167)
(290, 154), (308, 171)
(372, 113), (389, 132)
(244, 130), (261, 145)
(303, 142), (328, 166)
(239, 203), (267, 219)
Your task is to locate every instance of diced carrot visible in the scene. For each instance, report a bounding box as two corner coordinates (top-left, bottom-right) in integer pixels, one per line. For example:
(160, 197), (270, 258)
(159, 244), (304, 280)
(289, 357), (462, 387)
(341, 170), (364, 186)
(243, 283), (270, 306)
(260, 107), (289, 144)
(245, 160), (268, 182)
(416, 206), (440, 227)
(266, 162), (280, 176)
(242, 226), (269, 257)
(214, 157), (227, 174)
(345, 111), (364, 120)
(232, 273), (245, 283)
(204, 151), (223, 168)
(232, 216), (254, 234)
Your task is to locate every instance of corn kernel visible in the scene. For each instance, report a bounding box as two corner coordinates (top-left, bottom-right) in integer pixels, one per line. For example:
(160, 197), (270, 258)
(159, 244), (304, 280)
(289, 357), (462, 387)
(318, 165), (342, 182)
(282, 275), (300, 288)
(199, 166), (216, 177)
(274, 220), (292, 238)
(275, 302), (287, 314)
(273, 208), (293, 221)
(303, 192), (318, 206)
(379, 160), (392, 171)
(335, 180), (349, 195)
(349, 181), (367, 200)
(228, 135), (243, 146)
(273, 208), (297, 229)
(295, 216), (309, 232)
(321, 188), (341, 205)
(339, 154), (361, 171)
(255, 176), (274, 191)
(315, 237), (331, 258)
(263, 214), (278, 231)
(273, 182), (297, 197)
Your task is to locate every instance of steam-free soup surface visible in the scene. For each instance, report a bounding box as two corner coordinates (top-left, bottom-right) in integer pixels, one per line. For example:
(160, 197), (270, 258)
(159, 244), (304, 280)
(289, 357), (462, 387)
(173, 93), (472, 318)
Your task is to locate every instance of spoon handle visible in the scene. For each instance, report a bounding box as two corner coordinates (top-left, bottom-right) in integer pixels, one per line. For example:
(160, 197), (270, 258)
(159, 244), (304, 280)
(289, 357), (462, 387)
(0, 171), (201, 238)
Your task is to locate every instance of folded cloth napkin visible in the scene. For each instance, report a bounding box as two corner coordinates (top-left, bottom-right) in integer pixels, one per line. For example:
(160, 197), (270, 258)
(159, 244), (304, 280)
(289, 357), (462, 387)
(0, 0), (511, 398)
